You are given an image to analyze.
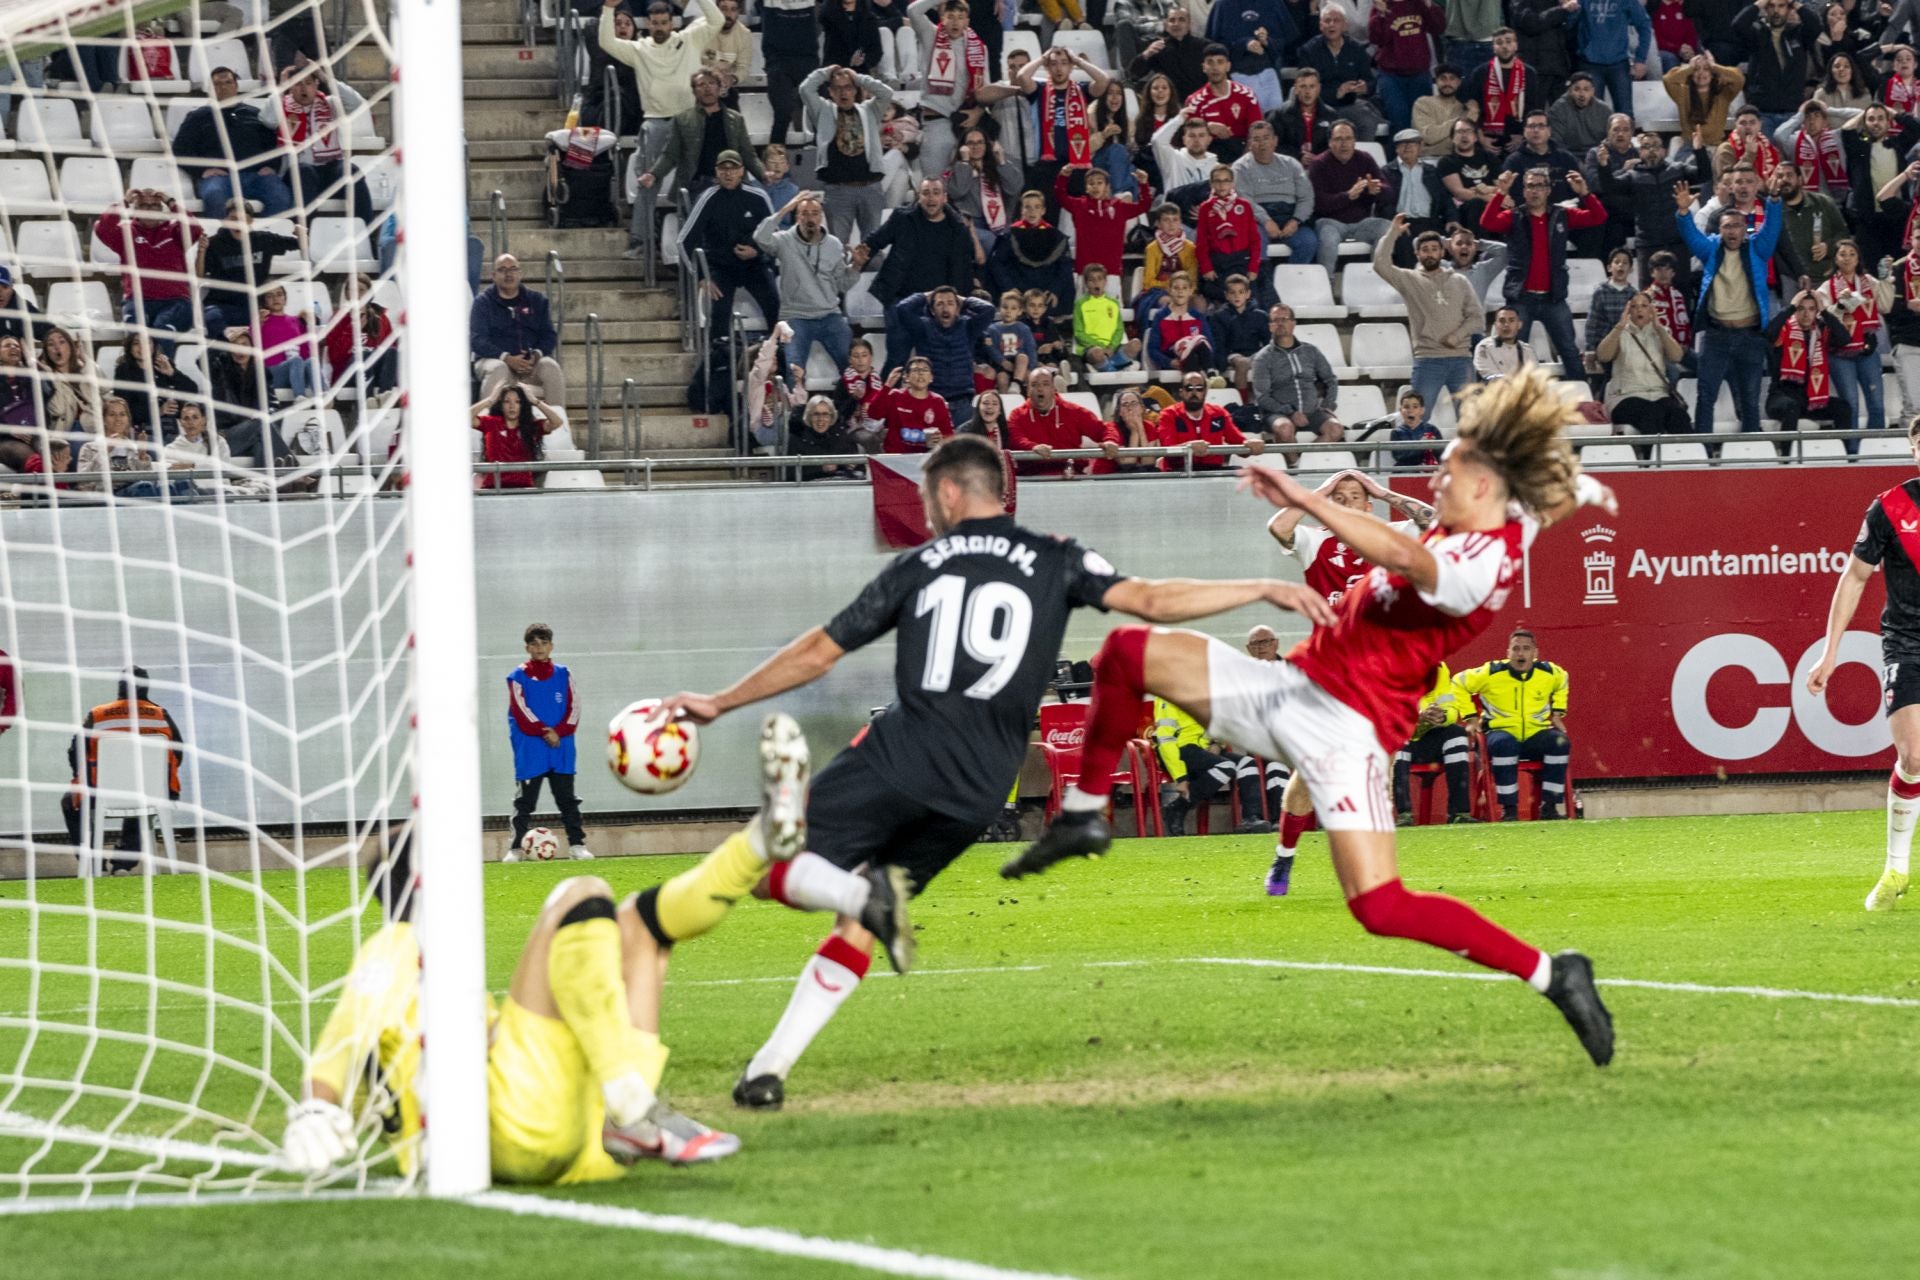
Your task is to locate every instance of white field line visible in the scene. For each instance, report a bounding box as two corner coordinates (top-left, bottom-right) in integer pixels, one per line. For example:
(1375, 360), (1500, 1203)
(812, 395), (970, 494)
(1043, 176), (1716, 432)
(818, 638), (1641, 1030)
(0, 1108), (283, 1170)
(465, 1189), (1086, 1280)
(0, 1186), (404, 1217)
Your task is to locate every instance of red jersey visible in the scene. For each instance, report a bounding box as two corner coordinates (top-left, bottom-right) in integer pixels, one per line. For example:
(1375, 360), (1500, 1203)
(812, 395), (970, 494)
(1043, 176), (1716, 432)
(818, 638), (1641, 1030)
(1006, 394), (1117, 476)
(1288, 510), (1539, 751)
(1153, 402), (1244, 469)
(1052, 170), (1151, 275)
(875, 387), (951, 453)
(1183, 81), (1262, 142)
(1194, 194), (1261, 275)
(474, 414), (539, 489)
(1285, 521), (1419, 606)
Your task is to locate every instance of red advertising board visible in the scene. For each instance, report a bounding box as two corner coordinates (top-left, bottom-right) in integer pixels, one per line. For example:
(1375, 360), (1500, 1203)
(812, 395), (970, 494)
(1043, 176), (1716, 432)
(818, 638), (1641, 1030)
(1439, 466), (1905, 780)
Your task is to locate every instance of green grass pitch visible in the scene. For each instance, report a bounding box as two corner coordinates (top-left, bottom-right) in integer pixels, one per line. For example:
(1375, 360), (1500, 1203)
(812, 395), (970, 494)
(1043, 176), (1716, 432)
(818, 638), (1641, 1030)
(5, 811), (1920, 1279)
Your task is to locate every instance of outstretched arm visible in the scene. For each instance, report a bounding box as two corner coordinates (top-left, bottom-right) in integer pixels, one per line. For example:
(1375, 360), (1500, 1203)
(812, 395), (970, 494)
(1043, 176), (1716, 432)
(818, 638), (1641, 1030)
(1102, 576), (1337, 627)
(1809, 556), (1877, 695)
(664, 627), (847, 723)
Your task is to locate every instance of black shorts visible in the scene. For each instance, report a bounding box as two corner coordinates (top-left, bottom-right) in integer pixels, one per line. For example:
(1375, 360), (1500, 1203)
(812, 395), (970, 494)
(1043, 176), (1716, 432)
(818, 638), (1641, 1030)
(1884, 660), (1920, 715)
(805, 745), (993, 895)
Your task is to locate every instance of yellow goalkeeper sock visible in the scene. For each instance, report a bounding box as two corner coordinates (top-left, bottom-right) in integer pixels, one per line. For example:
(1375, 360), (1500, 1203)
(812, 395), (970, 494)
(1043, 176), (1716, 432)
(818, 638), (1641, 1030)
(546, 911), (668, 1113)
(652, 829), (769, 944)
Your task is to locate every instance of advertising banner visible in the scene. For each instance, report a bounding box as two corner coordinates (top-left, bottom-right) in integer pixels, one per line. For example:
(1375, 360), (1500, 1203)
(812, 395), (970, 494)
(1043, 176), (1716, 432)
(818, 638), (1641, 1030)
(1442, 465), (1906, 780)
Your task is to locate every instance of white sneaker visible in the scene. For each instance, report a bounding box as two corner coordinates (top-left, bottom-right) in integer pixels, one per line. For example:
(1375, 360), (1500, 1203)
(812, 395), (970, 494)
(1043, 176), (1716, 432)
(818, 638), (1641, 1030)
(501, 850), (521, 863)
(570, 845), (595, 860)
(756, 713), (810, 861)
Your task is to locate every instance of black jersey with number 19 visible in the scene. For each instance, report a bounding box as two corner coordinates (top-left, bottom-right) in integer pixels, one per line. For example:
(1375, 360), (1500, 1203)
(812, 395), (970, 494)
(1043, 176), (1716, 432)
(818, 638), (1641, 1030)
(1851, 477), (1920, 664)
(823, 515), (1127, 820)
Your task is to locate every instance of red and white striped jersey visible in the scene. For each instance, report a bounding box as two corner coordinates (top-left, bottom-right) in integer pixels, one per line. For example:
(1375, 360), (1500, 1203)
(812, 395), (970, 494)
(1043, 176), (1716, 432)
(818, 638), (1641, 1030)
(1289, 510), (1538, 751)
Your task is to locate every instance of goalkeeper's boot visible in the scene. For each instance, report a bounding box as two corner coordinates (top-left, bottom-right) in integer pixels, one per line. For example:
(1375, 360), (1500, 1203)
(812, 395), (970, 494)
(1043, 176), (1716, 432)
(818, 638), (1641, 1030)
(1001, 809), (1112, 880)
(757, 712), (810, 861)
(1264, 851), (1295, 897)
(1544, 951), (1614, 1068)
(732, 1069), (785, 1111)
(647, 1101), (741, 1165)
(860, 864), (916, 973)
(1865, 868), (1910, 912)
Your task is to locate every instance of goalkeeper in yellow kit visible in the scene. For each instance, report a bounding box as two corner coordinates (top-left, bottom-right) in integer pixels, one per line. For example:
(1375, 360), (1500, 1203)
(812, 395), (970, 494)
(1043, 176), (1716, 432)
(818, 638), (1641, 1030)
(281, 714), (814, 1182)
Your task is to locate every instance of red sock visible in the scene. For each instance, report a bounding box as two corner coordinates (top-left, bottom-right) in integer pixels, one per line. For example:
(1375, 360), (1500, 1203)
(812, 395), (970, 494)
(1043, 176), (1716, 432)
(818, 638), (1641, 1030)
(767, 860), (795, 907)
(1892, 769), (1920, 800)
(1278, 810), (1312, 852)
(1348, 878), (1543, 981)
(1074, 626), (1149, 800)
(817, 933), (872, 980)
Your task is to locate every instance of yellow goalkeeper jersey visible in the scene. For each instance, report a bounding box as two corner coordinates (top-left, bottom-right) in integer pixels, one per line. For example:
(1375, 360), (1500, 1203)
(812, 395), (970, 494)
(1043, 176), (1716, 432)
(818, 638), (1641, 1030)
(1452, 660), (1569, 742)
(1153, 698), (1208, 780)
(1411, 662), (1464, 741)
(308, 923), (428, 1176)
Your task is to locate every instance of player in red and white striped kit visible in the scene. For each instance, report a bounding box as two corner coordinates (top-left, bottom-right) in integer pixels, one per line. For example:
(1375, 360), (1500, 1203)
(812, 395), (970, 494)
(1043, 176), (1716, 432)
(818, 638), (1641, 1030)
(1007, 368), (1620, 1066)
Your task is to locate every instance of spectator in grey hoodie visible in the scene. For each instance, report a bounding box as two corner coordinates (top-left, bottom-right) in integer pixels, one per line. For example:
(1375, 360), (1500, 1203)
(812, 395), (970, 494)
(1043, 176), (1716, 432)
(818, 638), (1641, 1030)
(1250, 304), (1345, 443)
(755, 191), (859, 377)
(1545, 73), (1611, 155)
(1231, 121), (1319, 265)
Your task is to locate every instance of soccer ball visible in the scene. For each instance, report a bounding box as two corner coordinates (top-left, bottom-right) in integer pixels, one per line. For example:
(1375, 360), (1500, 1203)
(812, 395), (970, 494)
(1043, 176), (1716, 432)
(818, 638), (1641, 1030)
(607, 698), (700, 794)
(521, 827), (561, 861)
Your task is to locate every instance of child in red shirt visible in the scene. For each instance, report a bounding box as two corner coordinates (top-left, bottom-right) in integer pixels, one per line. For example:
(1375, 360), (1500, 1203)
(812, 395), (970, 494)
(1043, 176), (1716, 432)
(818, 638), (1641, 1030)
(873, 357), (952, 453)
(1052, 163), (1152, 276)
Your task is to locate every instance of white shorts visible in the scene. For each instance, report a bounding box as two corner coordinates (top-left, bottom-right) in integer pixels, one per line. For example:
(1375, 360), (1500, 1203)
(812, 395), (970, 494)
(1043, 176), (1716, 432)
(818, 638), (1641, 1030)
(1201, 638), (1394, 833)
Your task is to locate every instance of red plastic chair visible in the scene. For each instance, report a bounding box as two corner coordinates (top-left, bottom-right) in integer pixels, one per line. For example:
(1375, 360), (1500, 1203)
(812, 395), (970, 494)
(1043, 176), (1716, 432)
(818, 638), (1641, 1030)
(1470, 734), (1576, 820)
(1038, 700), (1162, 837)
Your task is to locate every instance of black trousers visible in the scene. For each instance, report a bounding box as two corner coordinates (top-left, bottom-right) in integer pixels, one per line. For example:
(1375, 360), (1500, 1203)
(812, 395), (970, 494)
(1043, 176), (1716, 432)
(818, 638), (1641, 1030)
(1200, 250), (1256, 304)
(1610, 394), (1690, 437)
(1767, 383), (1855, 450)
(765, 54), (812, 151)
(513, 770), (587, 846)
(1393, 725), (1471, 818)
(710, 260), (781, 345)
(61, 793), (147, 871)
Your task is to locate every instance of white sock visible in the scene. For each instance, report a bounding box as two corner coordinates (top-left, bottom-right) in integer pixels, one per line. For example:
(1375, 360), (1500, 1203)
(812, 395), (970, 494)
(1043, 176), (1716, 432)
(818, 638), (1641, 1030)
(746, 940), (866, 1080)
(1060, 785), (1106, 814)
(1525, 951), (1553, 994)
(1888, 767), (1920, 875)
(773, 851), (870, 916)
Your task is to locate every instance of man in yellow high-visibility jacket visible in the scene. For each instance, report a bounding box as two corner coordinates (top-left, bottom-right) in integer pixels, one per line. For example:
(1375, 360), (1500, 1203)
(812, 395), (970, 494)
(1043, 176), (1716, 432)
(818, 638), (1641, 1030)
(1153, 696), (1270, 836)
(1453, 627), (1571, 821)
(1392, 661), (1477, 824)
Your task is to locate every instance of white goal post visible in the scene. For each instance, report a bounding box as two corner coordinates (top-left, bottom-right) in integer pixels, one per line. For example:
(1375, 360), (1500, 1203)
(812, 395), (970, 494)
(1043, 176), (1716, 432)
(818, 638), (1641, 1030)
(0, 0), (489, 1203)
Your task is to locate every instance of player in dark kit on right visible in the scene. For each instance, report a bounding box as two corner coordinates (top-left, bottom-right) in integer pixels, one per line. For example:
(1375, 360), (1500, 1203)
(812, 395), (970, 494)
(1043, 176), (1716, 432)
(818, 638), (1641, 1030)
(1810, 416), (1920, 911)
(663, 434), (1336, 1109)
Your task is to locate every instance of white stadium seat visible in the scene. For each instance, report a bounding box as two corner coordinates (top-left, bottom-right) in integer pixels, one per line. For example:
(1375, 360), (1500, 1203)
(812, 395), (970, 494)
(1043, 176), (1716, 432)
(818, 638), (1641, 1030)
(1860, 434), (1911, 458)
(1294, 323), (1352, 377)
(120, 43), (191, 94)
(1720, 439), (1779, 461)
(58, 158), (124, 215)
(1654, 441), (1710, 464)
(128, 155), (191, 204)
(1338, 383), (1388, 425)
(14, 97), (83, 150)
(1580, 442), (1638, 466)
(91, 98), (165, 153)
(1798, 436), (1849, 461)
(1050, 30), (1111, 72)
(1566, 259), (1607, 315)
(1633, 80), (1680, 132)
(1340, 263), (1407, 319)
(1295, 448), (1360, 473)
(44, 280), (120, 336)
(308, 217), (374, 272)
(1272, 264), (1347, 319)
(1350, 321), (1413, 379)
(0, 158), (60, 216)
(188, 38), (262, 92)
(16, 219), (83, 273)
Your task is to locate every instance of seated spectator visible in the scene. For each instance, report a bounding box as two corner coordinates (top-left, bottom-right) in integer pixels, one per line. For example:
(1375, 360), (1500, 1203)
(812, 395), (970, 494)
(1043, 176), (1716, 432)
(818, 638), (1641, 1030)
(1127, 5), (1209, 100)
(1384, 128), (1450, 256)
(1546, 74), (1609, 157)
(39, 325), (99, 437)
(1474, 305), (1539, 378)
(268, 62), (375, 231)
(113, 334), (200, 441)
(1054, 162), (1153, 277)
(1025, 287), (1072, 367)
(1156, 371), (1264, 469)
(322, 275), (397, 397)
(857, 179), (976, 366)
(74, 397), (151, 495)
(891, 286), (995, 417)
(1436, 119), (1502, 232)
(1596, 289), (1689, 436)
(1392, 661), (1475, 824)
(1088, 81), (1143, 199)
(789, 394), (862, 480)
(1251, 303), (1343, 443)
(1464, 28), (1544, 152)
(1664, 52), (1745, 148)
(1130, 72), (1183, 190)
(164, 399), (270, 496)
(1298, 5), (1383, 139)
(470, 253), (566, 407)
(641, 68), (762, 200)
(986, 290), (1038, 391)
(1143, 271), (1215, 373)
(949, 129), (1025, 243)
(1412, 64), (1470, 155)
(258, 285), (318, 406)
(755, 190), (856, 377)
(1182, 42), (1263, 164)
(873, 356), (951, 452)
(1108, 387), (1162, 472)
(1073, 264), (1140, 373)
(94, 189), (204, 346)
(1766, 289), (1857, 448)
(1213, 273), (1268, 395)
(1194, 165), (1262, 302)
(1308, 121), (1393, 273)
(171, 66), (294, 217)
(0, 335), (39, 471)
(470, 384), (555, 490)
(1369, 0), (1447, 135)
(1140, 202), (1199, 314)
(796, 64), (895, 249)
(1233, 120), (1317, 266)
(207, 330), (278, 470)
(1274, 69), (1335, 162)
(962, 389), (1010, 448)
(1387, 389), (1442, 467)
(1006, 366), (1119, 476)
(834, 336), (886, 450)
(1455, 627), (1572, 821)
(0, 265), (45, 346)
(581, 4), (643, 135)
(986, 191), (1074, 315)
(198, 199), (303, 335)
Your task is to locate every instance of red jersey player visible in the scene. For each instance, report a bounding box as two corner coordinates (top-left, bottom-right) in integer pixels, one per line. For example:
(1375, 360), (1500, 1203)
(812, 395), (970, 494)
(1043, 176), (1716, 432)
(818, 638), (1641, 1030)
(1007, 368), (1622, 1067)
(1809, 417), (1920, 910)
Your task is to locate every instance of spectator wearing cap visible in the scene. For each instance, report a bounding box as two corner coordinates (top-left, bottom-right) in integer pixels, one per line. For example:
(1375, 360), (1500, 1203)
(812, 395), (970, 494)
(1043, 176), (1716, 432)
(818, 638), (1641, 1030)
(1369, 0), (1447, 135)
(1385, 128), (1450, 257)
(94, 189), (205, 350)
(677, 150), (779, 345)
(1546, 73), (1610, 157)
(0, 266), (46, 347)
(1007, 366), (1121, 476)
(640, 67), (762, 207)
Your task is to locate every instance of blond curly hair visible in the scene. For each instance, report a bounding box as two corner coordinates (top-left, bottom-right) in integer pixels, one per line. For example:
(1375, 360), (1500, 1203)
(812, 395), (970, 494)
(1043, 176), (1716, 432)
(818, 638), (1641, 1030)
(1451, 366), (1582, 516)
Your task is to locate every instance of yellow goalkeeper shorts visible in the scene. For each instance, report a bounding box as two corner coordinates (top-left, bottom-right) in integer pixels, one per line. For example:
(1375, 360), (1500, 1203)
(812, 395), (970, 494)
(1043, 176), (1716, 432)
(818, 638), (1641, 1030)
(486, 997), (624, 1185)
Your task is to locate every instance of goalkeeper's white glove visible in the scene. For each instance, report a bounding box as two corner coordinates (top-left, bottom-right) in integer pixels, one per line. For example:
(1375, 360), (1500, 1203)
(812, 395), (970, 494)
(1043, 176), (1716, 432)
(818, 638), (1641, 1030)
(282, 1099), (355, 1175)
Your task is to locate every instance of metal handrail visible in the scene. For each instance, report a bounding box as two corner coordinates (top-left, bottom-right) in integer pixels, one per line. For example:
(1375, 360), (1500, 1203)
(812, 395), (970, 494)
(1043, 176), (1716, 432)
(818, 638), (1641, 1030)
(488, 190), (509, 262)
(620, 377), (640, 485)
(521, 0), (539, 50)
(691, 246), (713, 357)
(555, 12), (576, 106)
(544, 250), (566, 357)
(583, 312), (604, 454)
(605, 64), (626, 144)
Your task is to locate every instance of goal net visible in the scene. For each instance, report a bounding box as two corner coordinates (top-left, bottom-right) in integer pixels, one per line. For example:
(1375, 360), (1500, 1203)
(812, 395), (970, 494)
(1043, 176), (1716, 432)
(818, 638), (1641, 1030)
(0, 0), (488, 1205)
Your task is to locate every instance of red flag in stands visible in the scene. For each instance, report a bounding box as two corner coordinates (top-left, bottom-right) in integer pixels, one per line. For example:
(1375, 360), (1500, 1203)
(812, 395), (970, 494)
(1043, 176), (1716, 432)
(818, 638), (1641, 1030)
(870, 453), (1017, 548)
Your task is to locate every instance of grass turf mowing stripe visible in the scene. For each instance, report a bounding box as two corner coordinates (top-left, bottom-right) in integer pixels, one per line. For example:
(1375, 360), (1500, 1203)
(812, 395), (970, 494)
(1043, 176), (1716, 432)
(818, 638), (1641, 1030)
(466, 1189), (1086, 1280)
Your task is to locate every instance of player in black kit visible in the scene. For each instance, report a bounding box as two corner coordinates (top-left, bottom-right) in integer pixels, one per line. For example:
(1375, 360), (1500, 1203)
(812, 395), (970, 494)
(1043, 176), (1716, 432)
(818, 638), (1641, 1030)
(1811, 417), (1920, 911)
(663, 436), (1334, 1108)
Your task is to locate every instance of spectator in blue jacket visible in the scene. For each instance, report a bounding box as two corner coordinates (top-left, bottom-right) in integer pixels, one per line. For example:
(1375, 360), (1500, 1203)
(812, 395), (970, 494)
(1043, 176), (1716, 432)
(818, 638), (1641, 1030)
(1206, 0), (1295, 113)
(1572, 0), (1653, 119)
(891, 286), (996, 423)
(504, 622), (592, 862)
(1675, 182), (1781, 435)
(470, 254), (565, 407)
